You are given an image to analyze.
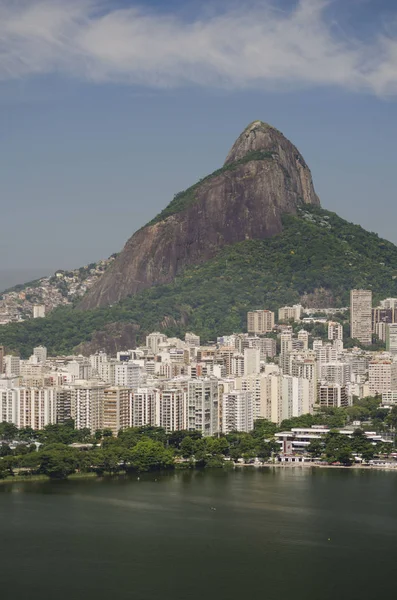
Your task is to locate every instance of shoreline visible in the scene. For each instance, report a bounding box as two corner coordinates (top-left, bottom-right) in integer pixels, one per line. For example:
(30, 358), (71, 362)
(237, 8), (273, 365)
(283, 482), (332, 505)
(235, 462), (397, 471)
(1, 462), (397, 485)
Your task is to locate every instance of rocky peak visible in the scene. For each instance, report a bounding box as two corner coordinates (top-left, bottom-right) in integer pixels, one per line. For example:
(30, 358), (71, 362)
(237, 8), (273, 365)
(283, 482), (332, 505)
(224, 121), (281, 164)
(79, 121), (320, 310)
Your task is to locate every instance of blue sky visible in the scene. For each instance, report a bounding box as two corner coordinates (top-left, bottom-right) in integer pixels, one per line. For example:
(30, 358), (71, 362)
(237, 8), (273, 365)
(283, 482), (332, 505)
(1, 0), (397, 286)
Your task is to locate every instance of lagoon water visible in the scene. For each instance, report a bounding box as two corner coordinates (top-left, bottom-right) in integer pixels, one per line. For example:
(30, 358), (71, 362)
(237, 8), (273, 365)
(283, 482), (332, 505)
(1, 468), (397, 600)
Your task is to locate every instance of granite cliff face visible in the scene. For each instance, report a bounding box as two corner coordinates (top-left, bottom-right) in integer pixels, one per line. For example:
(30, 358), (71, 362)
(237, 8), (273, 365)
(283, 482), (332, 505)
(80, 121), (320, 310)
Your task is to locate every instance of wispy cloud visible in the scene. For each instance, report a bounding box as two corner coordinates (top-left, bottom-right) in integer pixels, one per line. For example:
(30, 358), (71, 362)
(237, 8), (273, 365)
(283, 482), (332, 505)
(0, 0), (396, 95)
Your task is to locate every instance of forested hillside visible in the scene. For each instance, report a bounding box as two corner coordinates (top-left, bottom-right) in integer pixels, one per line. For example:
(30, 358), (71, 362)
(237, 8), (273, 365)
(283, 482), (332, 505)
(1, 205), (397, 357)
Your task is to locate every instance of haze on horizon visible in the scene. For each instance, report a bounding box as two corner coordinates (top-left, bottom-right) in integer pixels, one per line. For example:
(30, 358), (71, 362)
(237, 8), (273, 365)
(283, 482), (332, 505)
(2, 0), (397, 284)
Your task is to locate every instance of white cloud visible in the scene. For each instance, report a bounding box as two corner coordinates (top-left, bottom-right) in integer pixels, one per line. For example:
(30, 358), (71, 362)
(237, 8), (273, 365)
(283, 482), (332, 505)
(0, 0), (396, 95)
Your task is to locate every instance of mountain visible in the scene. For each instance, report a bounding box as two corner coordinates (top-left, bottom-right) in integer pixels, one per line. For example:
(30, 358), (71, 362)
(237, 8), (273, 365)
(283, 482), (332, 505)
(2, 121), (397, 357)
(79, 121), (320, 309)
(2, 204), (397, 357)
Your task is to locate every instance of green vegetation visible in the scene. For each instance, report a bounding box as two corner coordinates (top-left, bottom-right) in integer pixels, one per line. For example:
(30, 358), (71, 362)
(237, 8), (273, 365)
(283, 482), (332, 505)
(2, 205), (397, 356)
(1, 400), (396, 481)
(147, 150), (274, 226)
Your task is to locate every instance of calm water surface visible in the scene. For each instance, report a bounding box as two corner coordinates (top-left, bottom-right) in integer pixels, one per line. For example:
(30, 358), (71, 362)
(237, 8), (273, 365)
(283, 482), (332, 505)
(1, 468), (396, 600)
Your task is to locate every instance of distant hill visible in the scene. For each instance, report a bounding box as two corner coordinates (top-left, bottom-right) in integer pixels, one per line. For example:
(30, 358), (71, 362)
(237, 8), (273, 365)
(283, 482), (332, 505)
(0, 257), (117, 325)
(1, 205), (397, 357)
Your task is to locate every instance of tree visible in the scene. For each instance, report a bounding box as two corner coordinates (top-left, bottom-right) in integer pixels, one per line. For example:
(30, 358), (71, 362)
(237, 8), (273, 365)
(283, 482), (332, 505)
(252, 419), (278, 439)
(180, 436), (195, 458)
(0, 422), (18, 442)
(307, 439), (323, 458)
(0, 443), (12, 457)
(387, 406), (397, 430)
(324, 431), (352, 465)
(336, 449), (353, 466)
(129, 440), (174, 472)
(206, 437), (229, 456)
(38, 444), (78, 480)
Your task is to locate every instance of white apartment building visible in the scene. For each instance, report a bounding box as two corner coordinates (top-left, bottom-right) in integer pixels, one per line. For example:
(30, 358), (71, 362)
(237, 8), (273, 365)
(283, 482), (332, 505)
(280, 332), (293, 374)
(0, 387), (57, 430)
(132, 388), (158, 428)
(4, 355), (20, 377)
(115, 362), (145, 389)
(386, 324), (397, 355)
(368, 360), (397, 395)
(90, 352), (108, 374)
(320, 362), (351, 386)
(297, 330), (309, 350)
(243, 347), (260, 376)
(146, 333), (168, 355)
(71, 381), (106, 432)
(278, 304), (302, 322)
(382, 391), (397, 406)
(187, 378), (219, 436)
(98, 360), (117, 385)
(33, 346), (47, 364)
(247, 310), (275, 334)
(231, 354), (245, 377)
(65, 360), (92, 381)
(157, 390), (185, 432)
(258, 338), (277, 359)
(185, 332), (200, 347)
(328, 321), (343, 341)
(318, 383), (349, 408)
(350, 289), (372, 345)
(235, 374), (266, 420)
(222, 391), (254, 434)
(102, 387), (130, 435)
(281, 376), (314, 421)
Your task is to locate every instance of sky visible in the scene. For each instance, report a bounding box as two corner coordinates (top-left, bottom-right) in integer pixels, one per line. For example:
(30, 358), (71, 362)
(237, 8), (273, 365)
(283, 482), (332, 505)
(1, 0), (397, 288)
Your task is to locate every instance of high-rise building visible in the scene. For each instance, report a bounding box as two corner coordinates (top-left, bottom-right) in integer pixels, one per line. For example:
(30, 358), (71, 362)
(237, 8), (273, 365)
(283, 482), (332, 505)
(368, 360), (397, 395)
(71, 381), (106, 432)
(258, 338), (276, 359)
(372, 307), (395, 334)
(157, 390), (185, 432)
(187, 378), (219, 436)
(146, 332), (168, 355)
(33, 346), (47, 364)
(281, 376), (314, 420)
(102, 387), (130, 435)
(114, 362), (145, 389)
(247, 310), (275, 334)
(318, 383), (349, 408)
(132, 388), (158, 427)
(350, 289), (372, 345)
(0, 346), (4, 375)
(4, 355), (20, 377)
(375, 322), (388, 342)
(386, 324), (397, 355)
(278, 305), (302, 322)
(280, 332), (293, 374)
(243, 348), (260, 376)
(319, 362), (351, 386)
(297, 330), (309, 350)
(328, 322), (343, 341)
(222, 391), (254, 433)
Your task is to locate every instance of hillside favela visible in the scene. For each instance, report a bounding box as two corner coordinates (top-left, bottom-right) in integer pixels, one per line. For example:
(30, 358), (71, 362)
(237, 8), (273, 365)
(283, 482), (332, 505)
(2, 2), (397, 600)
